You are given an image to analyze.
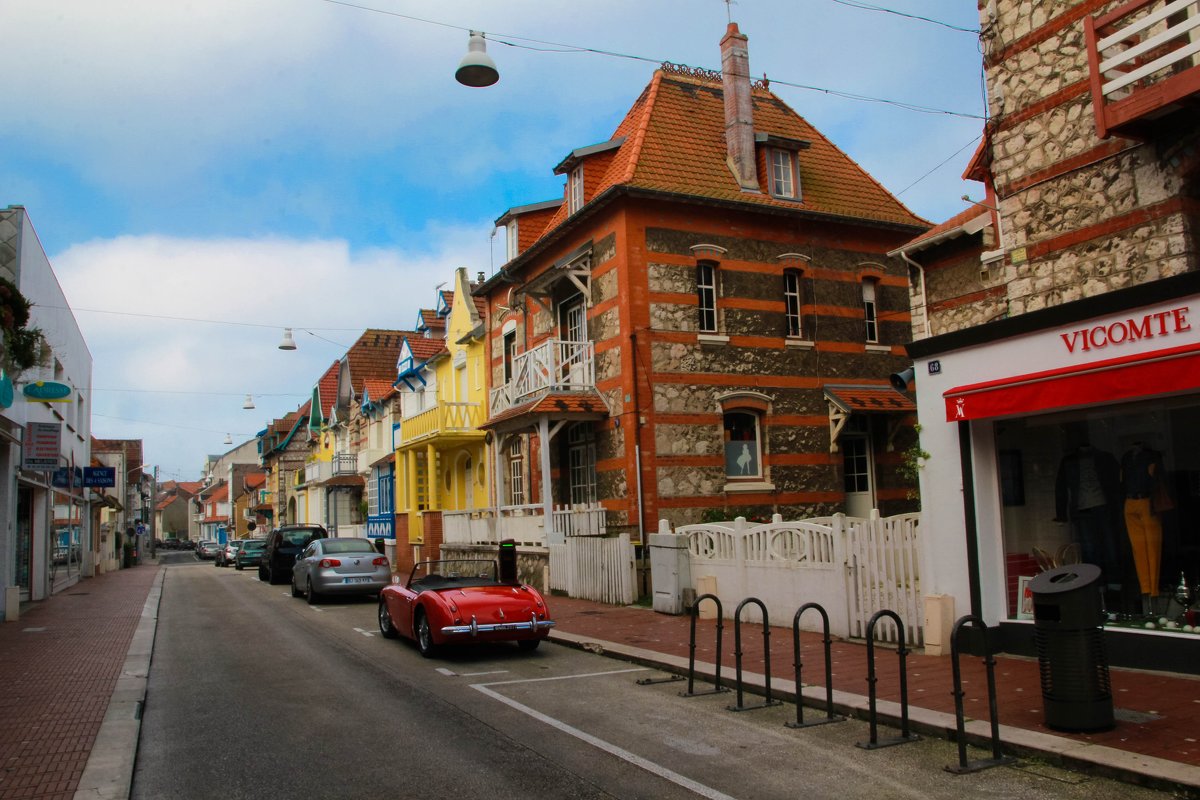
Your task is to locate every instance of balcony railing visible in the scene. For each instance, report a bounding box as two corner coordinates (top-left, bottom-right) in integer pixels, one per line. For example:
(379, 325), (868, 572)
(443, 503), (606, 547)
(1086, 0), (1200, 138)
(400, 402), (484, 444)
(489, 339), (596, 417)
(333, 453), (357, 476)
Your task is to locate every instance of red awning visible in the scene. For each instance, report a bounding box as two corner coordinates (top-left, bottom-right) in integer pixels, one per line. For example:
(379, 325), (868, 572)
(943, 342), (1200, 421)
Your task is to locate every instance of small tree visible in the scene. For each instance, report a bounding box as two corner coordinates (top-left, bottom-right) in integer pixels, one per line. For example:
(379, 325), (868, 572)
(0, 277), (43, 377)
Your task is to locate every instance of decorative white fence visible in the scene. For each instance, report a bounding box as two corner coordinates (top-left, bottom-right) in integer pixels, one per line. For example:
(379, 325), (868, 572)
(443, 503), (606, 547)
(549, 533), (636, 605)
(674, 511), (922, 646)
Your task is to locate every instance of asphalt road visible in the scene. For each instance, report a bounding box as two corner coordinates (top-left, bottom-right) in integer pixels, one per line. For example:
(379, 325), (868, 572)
(133, 553), (1175, 800)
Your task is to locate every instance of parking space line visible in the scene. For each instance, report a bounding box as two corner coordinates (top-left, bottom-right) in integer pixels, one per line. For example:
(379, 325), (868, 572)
(353, 628), (375, 638)
(472, 676), (738, 800)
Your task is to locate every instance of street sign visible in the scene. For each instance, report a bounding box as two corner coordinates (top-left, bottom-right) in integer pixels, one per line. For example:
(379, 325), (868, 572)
(22, 421), (61, 470)
(83, 467), (116, 487)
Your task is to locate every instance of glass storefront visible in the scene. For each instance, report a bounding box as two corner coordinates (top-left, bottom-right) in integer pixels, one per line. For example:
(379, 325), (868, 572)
(996, 395), (1200, 627)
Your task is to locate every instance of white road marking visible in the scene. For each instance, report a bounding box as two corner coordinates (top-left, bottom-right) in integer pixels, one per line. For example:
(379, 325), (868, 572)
(473, 669), (737, 800)
(309, 606), (325, 612)
(436, 667), (457, 677)
(459, 670), (509, 677)
(353, 627), (375, 638)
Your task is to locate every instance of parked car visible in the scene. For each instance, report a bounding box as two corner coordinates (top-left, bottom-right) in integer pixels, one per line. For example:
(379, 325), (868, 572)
(197, 540), (222, 560)
(215, 541), (243, 568)
(235, 539), (266, 571)
(378, 557), (554, 657)
(290, 537), (389, 604)
(258, 524), (326, 585)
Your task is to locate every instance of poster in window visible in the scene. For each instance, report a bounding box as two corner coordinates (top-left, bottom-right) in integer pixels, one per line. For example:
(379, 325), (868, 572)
(725, 442), (759, 477)
(1017, 575), (1035, 620)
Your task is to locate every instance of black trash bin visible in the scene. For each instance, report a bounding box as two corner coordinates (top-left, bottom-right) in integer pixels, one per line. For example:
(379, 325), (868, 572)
(1029, 563), (1113, 732)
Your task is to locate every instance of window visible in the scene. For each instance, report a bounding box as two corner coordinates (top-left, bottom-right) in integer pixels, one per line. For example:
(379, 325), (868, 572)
(508, 438), (525, 506)
(862, 279), (879, 343)
(697, 261), (718, 333)
(769, 149), (800, 199)
(723, 412), (761, 479)
(505, 222), (519, 262)
(568, 165), (584, 214)
(502, 328), (517, 383)
(567, 424), (597, 505)
(784, 269), (802, 338)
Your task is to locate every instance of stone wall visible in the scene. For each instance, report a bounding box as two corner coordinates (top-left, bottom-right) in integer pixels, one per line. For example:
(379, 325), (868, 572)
(974, 0), (1200, 328)
(439, 543), (548, 592)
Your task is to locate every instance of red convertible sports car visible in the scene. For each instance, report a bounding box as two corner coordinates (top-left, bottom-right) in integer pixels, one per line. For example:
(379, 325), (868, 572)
(377, 556), (554, 657)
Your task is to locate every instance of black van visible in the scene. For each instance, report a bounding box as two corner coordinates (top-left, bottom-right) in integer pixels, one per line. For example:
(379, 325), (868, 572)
(258, 524), (327, 585)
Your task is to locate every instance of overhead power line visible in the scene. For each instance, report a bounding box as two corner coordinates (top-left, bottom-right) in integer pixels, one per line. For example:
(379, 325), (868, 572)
(826, 0), (980, 34)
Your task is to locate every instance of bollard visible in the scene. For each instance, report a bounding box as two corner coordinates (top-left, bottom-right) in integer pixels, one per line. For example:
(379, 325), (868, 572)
(856, 609), (920, 749)
(945, 615), (1017, 774)
(785, 602), (844, 729)
(727, 597), (783, 712)
(680, 594), (729, 697)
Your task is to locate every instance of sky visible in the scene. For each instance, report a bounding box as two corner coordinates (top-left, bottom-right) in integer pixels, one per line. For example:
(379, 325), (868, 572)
(3, 0), (986, 483)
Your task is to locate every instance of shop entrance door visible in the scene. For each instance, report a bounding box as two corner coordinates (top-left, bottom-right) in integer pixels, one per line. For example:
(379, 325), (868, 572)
(16, 487), (33, 599)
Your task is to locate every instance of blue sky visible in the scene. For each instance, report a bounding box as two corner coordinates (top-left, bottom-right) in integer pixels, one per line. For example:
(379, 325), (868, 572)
(3, 0), (985, 482)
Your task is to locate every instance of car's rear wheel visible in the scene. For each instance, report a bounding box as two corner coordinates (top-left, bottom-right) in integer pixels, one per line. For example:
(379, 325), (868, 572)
(291, 575), (303, 598)
(306, 578), (320, 605)
(415, 610), (437, 658)
(378, 598), (398, 639)
(517, 638), (541, 652)
(257, 564), (268, 581)
(235, 562), (243, 571)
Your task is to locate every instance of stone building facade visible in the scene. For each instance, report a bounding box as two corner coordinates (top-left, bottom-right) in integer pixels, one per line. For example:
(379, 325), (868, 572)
(897, 0), (1200, 669)
(477, 24), (927, 546)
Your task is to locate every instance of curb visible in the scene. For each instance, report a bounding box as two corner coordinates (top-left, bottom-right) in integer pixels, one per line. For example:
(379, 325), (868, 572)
(548, 630), (1200, 798)
(73, 567), (165, 800)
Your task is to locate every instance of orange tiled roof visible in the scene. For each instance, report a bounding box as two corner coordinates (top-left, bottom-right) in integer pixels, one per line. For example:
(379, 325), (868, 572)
(529, 66), (926, 251)
(824, 384), (915, 413)
(344, 329), (410, 391)
(417, 309), (445, 331)
(315, 362), (339, 421)
(321, 474), (365, 488)
(894, 206), (989, 254)
(244, 473), (267, 490)
(482, 392), (610, 429)
(405, 336), (447, 363)
(362, 379), (396, 403)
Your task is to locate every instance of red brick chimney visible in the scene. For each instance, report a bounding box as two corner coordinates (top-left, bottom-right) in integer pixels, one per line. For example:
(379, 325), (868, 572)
(721, 23), (759, 192)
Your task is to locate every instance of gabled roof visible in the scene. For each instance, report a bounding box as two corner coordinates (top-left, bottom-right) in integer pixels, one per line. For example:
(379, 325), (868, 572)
(824, 384), (915, 414)
(312, 361), (339, 426)
(415, 308), (445, 333)
(362, 379), (397, 405)
(889, 206), (991, 257)
(510, 64), (925, 268)
(402, 336), (447, 363)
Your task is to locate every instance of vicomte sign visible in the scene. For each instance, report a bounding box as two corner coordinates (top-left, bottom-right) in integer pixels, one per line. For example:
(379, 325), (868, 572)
(1060, 306), (1190, 355)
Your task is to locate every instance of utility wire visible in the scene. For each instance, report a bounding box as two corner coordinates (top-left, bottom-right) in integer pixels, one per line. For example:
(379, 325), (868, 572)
(896, 134), (983, 196)
(825, 0), (980, 34)
(317, 0), (985, 121)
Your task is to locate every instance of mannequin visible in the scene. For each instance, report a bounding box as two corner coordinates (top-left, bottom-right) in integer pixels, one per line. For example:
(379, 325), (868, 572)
(1054, 443), (1121, 578)
(1121, 441), (1165, 611)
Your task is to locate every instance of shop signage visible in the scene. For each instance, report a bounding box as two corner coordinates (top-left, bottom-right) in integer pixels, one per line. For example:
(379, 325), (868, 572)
(22, 380), (72, 402)
(83, 467), (116, 487)
(22, 421), (61, 470)
(1060, 306), (1190, 355)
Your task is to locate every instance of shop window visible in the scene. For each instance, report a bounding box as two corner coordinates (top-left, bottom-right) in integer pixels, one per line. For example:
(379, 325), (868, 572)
(995, 398), (1200, 625)
(697, 261), (718, 334)
(723, 411), (762, 479)
(784, 269), (803, 338)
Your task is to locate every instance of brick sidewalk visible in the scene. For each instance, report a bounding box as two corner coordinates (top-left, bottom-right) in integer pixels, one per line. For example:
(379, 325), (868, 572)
(0, 565), (158, 800)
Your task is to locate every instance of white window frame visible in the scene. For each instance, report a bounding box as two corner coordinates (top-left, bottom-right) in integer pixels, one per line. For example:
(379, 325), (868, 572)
(568, 165), (585, 214)
(697, 261), (718, 334)
(505, 221), (519, 261)
(769, 149), (799, 199)
(567, 424), (597, 505)
(508, 438), (525, 506)
(784, 269), (802, 338)
(863, 279), (879, 343)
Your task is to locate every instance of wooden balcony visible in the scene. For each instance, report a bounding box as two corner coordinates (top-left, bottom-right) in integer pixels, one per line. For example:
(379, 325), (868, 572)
(399, 402), (485, 445)
(1086, 0), (1200, 139)
(489, 339), (596, 417)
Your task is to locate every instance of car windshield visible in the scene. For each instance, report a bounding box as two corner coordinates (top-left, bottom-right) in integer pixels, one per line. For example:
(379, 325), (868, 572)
(409, 559), (498, 591)
(280, 529), (321, 545)
(321, 538), (375, 555)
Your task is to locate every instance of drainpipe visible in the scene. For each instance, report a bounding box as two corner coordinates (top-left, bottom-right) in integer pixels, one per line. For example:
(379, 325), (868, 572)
(629, 331), (645, 542)
(897, 250), (933, 340)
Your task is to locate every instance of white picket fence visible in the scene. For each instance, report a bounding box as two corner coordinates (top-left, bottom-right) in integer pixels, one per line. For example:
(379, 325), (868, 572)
(674, 511), (922, 646)
(549, 533), (636, 605)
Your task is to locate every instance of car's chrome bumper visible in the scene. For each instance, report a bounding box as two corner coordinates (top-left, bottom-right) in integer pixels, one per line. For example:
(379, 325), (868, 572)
(441, 614), (555, 637)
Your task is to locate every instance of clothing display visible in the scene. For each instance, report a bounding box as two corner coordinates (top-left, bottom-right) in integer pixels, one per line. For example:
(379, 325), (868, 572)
(1122, 443), (1166, 597)
(1055, 445), (1122, 577)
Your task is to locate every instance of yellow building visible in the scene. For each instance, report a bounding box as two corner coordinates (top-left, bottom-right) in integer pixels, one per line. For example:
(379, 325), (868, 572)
(393, 267), (489, 573)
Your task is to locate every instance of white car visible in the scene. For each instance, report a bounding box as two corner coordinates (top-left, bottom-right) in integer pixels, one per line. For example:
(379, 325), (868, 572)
(197, 540), (222, 560)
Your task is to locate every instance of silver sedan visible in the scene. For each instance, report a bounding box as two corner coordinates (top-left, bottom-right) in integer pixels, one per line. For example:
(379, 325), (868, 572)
(291, 537), (390, 604)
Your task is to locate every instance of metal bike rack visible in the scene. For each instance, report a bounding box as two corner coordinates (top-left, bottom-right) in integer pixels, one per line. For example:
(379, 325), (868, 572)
(945, 614), (1017, 774)
(785, 602), (844, 729)
(856, 609), (920, 749)
(727, 597), (783, 712)
(680, 593), (730, 697)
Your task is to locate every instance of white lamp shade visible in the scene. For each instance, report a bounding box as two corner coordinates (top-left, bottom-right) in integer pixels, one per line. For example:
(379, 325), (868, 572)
(278, 328), (297, 350)
(243, 394), (255, 410)
(456, 31), (499, 87)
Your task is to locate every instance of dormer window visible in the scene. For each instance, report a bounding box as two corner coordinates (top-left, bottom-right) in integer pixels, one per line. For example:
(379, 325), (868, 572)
(568, 165), (584, 214)
(769, 149), (799, 199)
